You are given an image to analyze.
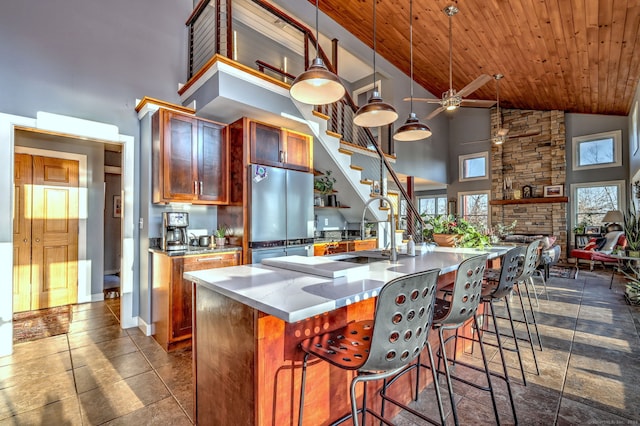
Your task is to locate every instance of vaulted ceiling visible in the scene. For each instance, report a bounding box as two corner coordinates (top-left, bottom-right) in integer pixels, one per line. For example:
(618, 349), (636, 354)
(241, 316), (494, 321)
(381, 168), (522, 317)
(316, 0), (640, 116)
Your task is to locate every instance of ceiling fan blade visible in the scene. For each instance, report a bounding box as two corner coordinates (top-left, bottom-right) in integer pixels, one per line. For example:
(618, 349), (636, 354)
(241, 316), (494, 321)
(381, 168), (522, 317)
(460, 137), (490, 145)
(457, 74), (492, 98)
(459, 99), (497, 108)
(404, 97), (441, 103)
(425, 106), (446, 120)
(497, 128), (510, 137)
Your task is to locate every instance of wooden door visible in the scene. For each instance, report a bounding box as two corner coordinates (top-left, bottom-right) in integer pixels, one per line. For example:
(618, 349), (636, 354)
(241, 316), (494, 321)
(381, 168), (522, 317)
(13, 154), (33, 312)
(198, 120), (229, 203)
(163, 111), (198, 201)
(283, 130), (312, 172)
(250, 121), (282, 167)
(28, 156), (79, 310)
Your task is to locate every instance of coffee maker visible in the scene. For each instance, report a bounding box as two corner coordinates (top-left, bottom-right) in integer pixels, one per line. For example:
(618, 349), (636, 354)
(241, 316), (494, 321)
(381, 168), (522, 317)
(161, 212), (189, 251)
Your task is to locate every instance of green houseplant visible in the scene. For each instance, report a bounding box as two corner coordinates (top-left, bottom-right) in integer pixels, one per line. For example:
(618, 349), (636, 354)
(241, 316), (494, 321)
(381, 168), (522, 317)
(422, 214), (490, 249)
(623, 203), (640, 257)
(622, 264), (640, 305)
(214, 224), (228, 247)
(314, 170), (336, 194)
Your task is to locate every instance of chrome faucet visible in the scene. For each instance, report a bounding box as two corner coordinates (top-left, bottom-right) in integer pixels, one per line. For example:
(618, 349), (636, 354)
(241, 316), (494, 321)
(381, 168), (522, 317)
(361, 195), (397, 262)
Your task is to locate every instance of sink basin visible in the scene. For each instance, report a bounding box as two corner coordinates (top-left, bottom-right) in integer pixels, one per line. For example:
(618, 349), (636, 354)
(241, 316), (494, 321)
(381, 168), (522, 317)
(332, 250), (409, 264)
(334, 255), (387, 264)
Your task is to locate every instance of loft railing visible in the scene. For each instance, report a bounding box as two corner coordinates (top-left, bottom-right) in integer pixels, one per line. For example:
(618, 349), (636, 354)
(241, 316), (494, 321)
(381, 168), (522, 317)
(187, 0), (424, 241)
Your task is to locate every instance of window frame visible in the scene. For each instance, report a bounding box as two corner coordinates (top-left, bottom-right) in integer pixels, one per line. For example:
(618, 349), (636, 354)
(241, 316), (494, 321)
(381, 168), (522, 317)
(572, 130), (622, 171)
(417, 194), (448, 220)
(458, 190), (490, 231)
(459, 151), (489, 182)
(570, 180), (626, 235)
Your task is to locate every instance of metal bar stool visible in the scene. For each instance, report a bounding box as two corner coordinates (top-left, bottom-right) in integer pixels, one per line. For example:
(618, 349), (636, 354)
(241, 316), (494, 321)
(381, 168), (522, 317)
(429, 254), (505, 425)
(298, 269), (445, 426)
(517, 239), (544, 353)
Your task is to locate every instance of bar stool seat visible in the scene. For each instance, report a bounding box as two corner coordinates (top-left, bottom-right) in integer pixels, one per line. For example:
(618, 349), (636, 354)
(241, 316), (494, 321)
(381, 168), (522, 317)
(298, 269), (445, 426)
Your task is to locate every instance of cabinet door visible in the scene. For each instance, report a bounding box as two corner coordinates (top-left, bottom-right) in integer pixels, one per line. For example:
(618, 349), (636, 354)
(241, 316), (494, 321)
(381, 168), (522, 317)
(283, 130), (312, 172)
(250, 121), (282, 167)
(198, 120), (229, 203)
(163, 111), (198, 201)
(170, 259), (193, 340)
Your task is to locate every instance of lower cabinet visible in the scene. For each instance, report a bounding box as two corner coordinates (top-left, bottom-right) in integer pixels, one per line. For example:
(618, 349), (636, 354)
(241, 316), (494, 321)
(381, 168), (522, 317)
(152, 250), (241, 352)
(313, 238), (378, 256)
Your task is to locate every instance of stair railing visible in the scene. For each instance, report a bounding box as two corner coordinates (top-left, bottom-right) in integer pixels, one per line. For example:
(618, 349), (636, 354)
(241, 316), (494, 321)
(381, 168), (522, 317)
(187, 0), (424, 241)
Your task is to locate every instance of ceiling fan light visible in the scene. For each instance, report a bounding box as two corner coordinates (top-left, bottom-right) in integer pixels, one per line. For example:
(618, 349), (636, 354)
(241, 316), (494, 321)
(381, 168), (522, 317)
(290, 57), (345, 105)
(394, 113), (432, 141)
(353, 91), (398, 127)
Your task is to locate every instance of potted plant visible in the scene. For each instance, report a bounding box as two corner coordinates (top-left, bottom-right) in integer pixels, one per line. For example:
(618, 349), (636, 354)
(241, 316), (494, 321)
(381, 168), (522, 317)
(623, 203), (640, 257)
(313, 170), (336, 194)
(622, 265), (640, 305)
(423, 214), (490, 249)
(214, 224), (228, 247)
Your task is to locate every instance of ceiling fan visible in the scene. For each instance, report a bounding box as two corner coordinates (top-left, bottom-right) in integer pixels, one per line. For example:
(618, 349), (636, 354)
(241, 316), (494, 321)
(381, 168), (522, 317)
(463, 74), (542, 145)
(405, 4), (495, 120)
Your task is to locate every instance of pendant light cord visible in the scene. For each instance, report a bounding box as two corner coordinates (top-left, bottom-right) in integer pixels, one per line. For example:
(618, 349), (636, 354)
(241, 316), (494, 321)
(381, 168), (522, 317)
(372, 0), (377, 92)
(315, 0), (319, 55)
(409, 0), (414, 112)
(448, 10), (453, 91)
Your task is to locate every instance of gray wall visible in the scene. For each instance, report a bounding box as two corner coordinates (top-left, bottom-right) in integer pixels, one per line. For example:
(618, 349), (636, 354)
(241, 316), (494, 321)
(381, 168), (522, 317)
(629, 84), (640, 183)
(0, 0), (193, 319)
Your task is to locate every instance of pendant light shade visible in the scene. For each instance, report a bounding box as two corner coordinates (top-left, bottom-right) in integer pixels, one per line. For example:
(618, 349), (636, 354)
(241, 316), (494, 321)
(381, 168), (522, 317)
(289, 1), (345, 105)
(394, 113), (432, 141)
(353, 91), (398, 127)
(393, 0), (431, 141)
(354, 0), (397, 128)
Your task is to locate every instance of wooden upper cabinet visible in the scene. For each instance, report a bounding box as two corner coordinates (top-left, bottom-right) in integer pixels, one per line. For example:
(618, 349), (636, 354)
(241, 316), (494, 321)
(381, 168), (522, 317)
(153, 109), (229, 205)
(249, 120), (312, 172)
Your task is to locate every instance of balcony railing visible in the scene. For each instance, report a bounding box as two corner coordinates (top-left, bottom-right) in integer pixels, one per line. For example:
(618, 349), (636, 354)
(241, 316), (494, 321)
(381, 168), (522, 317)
(187, 0), (424, 241)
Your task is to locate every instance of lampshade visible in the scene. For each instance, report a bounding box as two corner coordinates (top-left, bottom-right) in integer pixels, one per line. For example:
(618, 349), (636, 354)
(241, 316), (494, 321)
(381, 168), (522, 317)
(290, 57), (345, 105)
(353, 91), (398, 127)
(602, 210), (624, 223)
(289, 0), (345, 105)
(393, 113), (432, 141)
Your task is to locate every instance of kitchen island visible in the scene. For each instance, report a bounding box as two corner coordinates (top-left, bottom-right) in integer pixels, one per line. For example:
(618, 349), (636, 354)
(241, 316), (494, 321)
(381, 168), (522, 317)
(186, 246), (508, 425)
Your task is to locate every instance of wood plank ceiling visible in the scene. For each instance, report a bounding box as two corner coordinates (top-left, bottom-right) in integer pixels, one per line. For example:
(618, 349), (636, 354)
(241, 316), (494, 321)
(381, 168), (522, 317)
(317, 0), (640, 116)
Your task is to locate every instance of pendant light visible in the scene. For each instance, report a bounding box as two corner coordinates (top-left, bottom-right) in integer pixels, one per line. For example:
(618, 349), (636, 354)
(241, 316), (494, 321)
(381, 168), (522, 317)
(353, 0), (398, 128)
(289, 0), (345, 105)
(393, 0), (432, 141)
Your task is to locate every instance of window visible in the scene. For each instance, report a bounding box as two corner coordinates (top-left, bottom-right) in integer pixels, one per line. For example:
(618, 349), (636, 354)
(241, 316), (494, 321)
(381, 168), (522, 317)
(459, 152), (488, 181)
(571, 180), (625, 229)
(418, 195), (447, 221)
(459, 191), (489, 231)
(572, 130), (622, 170)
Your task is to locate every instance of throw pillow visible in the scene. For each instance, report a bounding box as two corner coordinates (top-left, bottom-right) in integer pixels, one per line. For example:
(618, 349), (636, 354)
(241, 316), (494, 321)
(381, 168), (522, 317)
(583, 239), (598, 251)
(542, 236), (557, 249)
(600, 231), (624, 254)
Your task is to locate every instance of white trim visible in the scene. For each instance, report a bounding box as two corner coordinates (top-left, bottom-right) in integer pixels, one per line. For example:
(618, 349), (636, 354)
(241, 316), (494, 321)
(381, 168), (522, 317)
(138, 316), (155, 336)
(459, 151), (489, 182)
(632, 101), (639, 155)
(353, 79), (383, 102)
(0, 111), (135, 355)
(572, 130), (622, 170)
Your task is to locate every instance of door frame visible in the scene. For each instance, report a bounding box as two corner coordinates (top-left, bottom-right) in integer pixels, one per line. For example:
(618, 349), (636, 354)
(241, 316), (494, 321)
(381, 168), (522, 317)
(1, 111), (136, 356)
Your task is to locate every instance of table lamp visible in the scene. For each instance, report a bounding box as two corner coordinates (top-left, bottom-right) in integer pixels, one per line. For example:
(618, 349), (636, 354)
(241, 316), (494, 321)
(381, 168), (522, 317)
(602, 210), (624, 232)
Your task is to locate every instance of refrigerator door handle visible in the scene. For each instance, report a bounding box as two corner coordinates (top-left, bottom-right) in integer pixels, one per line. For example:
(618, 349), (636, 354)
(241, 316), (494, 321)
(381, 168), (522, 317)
(193, 181), (198, 195)
(199, 181), (203, 195)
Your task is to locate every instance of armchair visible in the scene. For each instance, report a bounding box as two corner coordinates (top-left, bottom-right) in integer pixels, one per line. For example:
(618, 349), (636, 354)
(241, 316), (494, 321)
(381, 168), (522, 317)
(570, 231), (627, 276)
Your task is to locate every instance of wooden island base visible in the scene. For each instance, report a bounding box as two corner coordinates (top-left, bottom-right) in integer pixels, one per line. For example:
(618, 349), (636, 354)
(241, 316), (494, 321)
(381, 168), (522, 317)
(194, 270), (477, 425)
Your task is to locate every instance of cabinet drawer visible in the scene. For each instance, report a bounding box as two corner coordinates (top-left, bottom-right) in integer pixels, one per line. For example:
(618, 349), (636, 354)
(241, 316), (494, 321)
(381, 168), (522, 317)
(183, 252), (240, 271)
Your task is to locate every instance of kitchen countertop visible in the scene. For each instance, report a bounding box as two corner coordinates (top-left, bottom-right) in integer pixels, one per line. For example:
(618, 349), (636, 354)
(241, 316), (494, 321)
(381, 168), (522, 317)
(149, 245), (242, 257)
(185, 246), (510, 323)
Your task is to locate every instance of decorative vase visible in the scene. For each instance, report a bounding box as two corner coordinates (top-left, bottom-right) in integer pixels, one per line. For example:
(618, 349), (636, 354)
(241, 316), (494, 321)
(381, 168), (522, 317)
(433, 233), (461, 247)
(215, 237), (226, 247)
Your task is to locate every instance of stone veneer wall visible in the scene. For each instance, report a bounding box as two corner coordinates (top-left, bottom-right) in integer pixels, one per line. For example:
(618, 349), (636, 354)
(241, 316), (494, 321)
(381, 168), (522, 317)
(491, 108), (568, 260)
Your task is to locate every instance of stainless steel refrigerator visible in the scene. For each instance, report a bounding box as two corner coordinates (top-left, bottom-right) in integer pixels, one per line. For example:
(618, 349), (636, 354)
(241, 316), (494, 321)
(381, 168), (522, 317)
(248, 164), (314, 263)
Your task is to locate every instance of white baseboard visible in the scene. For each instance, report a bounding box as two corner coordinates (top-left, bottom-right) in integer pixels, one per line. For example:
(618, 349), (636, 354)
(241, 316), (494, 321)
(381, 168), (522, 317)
(104, 269), (120, 275)
(91, 292), (105, 302)
(137, 317), (155, 336)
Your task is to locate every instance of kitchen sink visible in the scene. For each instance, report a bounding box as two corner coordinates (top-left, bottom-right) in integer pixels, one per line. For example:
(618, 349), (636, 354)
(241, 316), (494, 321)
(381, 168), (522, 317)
(332, 250), (408, 264)
(334, 255), (386, 264)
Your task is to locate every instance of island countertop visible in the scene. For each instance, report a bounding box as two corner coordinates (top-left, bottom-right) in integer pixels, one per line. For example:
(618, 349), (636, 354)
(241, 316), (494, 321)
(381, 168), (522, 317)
(184, 246), (509, 323)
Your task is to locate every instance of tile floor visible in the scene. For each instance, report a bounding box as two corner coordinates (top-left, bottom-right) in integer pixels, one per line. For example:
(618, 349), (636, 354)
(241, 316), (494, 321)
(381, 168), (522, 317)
(0, 267), (638, 425)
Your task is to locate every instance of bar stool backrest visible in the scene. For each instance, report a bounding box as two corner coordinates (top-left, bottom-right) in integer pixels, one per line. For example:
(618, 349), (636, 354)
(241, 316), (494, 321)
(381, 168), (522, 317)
(361, 268), (441, 372)
(519, 239), (542, 281)
(491, 246), (526, 299)
(437, 254), (488, 326)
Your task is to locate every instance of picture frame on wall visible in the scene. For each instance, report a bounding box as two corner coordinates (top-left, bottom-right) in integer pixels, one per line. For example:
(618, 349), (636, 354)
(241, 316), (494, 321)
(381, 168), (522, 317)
(585, 226), (601, 234)
(113, 195), (121, 218)
(543, 185), (563, 197)
(522, 185), (533, 198)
